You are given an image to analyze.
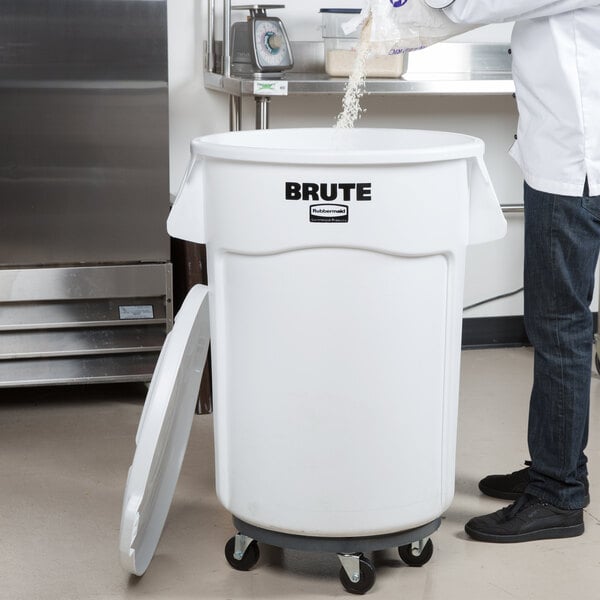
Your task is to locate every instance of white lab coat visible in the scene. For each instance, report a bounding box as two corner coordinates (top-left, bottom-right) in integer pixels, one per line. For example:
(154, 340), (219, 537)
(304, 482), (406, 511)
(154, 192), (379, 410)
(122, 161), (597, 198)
(427, 0), (600, 196)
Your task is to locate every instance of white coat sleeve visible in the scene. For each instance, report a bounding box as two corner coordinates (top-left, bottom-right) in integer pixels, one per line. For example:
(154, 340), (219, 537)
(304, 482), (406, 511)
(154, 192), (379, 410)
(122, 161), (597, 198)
(429, 0), (600, 24)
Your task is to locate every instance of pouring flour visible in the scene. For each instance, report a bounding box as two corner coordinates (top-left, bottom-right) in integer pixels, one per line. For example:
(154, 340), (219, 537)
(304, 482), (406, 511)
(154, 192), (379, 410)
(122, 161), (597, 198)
(335, 0), (475, 128)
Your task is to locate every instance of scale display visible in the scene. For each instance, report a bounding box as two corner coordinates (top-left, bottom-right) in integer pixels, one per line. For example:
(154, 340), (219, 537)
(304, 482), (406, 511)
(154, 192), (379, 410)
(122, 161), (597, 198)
(231, 4), (294, 77)
(253, 18), (291, 69)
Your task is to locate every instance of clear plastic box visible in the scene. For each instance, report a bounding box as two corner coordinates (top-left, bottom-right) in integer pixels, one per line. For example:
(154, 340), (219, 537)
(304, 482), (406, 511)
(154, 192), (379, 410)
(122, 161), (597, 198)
(320, 8), (406, 78)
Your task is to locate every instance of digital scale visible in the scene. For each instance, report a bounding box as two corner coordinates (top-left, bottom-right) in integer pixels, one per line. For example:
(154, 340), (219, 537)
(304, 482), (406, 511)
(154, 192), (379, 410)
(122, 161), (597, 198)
(230, 4), (294, 78)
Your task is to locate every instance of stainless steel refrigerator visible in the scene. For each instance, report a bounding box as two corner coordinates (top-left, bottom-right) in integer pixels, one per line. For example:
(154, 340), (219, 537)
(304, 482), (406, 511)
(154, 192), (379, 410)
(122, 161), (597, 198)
(0, 0), (172, 387)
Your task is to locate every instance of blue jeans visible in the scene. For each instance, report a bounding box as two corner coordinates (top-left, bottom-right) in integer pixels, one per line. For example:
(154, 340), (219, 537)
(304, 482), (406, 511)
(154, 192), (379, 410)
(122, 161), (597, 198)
(524, 181), (600, 509)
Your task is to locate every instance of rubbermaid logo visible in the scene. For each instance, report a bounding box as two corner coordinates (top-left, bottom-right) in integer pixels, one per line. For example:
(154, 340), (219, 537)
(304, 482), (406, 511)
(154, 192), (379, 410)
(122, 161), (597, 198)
(310, 204), (349, 223)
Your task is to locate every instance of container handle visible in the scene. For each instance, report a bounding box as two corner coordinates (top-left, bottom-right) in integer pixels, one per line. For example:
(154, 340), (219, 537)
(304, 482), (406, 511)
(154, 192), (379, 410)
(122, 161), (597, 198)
(468, 156), (507, 245)
(167, 154), (206, 244)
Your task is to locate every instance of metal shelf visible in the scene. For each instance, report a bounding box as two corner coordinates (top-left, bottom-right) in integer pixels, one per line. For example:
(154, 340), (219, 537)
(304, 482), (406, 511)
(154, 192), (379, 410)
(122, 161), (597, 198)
(205, 69), (514, 97)
(206, 1), (514, 128)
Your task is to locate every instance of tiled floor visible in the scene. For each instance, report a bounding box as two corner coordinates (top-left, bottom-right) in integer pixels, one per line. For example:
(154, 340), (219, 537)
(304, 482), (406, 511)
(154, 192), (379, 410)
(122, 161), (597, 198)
(0, 347), (598, 600)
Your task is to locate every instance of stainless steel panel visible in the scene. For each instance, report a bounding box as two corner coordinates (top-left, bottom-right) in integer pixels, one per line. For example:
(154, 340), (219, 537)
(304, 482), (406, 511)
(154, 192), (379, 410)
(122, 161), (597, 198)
(0, 354), (160, 387)
(0, 326), (165, 360)
(0, 1), (173, 387)
(0, 0), (168, 82)
(0, 0), (170, 267)
(0, 263), (173, 387)
(0, 264), (172, 302)
(0, 297), (167, 331)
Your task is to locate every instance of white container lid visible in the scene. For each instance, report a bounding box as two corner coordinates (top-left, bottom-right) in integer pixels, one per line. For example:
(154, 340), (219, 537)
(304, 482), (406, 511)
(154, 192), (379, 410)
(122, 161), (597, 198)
(119, 284), (210, 576)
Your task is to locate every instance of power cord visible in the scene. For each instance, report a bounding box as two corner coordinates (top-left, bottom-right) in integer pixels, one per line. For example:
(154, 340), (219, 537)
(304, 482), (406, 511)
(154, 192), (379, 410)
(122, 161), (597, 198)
(463, 287), (524, 311)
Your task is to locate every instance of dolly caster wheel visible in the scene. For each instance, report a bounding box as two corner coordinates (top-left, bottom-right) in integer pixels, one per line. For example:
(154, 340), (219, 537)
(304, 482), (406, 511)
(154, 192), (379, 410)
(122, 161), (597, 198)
(398, 538), (434, 567)
(338, 554), (376, 595)
(225, 535), (260, 571)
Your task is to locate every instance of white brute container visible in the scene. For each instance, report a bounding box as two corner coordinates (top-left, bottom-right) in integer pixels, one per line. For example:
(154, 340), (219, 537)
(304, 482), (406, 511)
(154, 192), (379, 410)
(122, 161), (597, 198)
(120, 128), (506, 588)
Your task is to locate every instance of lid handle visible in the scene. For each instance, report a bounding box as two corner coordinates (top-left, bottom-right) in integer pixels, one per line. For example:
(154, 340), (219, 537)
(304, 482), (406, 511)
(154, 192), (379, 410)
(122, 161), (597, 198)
(168, 154), (206, 244)
(467, 156), (507, 245)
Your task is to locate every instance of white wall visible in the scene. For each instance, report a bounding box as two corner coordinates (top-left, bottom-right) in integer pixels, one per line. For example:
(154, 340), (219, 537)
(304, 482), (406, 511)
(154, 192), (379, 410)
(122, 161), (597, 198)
(167, 1), (598, 320)
(167, 1), (229, 181)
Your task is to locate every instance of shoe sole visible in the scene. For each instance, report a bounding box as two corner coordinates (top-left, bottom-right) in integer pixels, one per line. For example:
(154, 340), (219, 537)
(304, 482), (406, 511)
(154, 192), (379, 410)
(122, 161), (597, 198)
(464, 522), (585, 543)
(478, 483), (591, 508)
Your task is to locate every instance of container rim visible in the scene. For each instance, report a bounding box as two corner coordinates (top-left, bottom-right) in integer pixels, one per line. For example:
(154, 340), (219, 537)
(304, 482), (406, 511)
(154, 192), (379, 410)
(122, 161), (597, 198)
(190, 128), (485, 166)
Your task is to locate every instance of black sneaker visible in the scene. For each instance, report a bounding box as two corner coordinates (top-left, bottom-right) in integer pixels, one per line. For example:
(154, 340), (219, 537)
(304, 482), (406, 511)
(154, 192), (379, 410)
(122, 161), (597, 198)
(478, 463), (531, 500)
(479, 462), (590, 507)
(464, 494), (584, 543)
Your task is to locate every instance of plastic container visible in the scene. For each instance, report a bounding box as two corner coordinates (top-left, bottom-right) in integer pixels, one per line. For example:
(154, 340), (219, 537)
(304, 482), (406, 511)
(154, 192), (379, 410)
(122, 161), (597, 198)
(120, 128), (507, 591)
(320, 8), (406, 77)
